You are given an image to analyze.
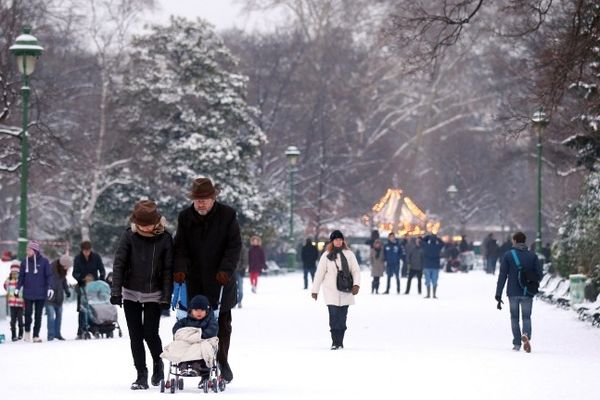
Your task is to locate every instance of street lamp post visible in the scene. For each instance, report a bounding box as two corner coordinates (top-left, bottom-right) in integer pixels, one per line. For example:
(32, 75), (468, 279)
(285, 145), (300, 269)
(531, 107), (549, 254)
(446, 184), (458, 238)
(9, 27), (44, 259)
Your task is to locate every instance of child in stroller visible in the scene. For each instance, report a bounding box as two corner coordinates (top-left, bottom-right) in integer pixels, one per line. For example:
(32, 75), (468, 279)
(160, 294), (225, 393)
(78, 274), (122, 339)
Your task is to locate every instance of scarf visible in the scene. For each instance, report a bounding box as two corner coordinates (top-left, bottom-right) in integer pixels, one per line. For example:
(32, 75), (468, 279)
(327, 247), (349, 272)
(131, 216), (167, 237)
(375, 247), (381, 259)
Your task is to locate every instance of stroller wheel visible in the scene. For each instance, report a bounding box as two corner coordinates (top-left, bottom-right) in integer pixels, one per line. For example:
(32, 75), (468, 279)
(170, 378), (176, 394)
(178, 378), (184, 390)
(218, 378), (226, 392)
(202, 380), (209, 393)
(211, 378), (218, 393)
(160, 379), (165, 393)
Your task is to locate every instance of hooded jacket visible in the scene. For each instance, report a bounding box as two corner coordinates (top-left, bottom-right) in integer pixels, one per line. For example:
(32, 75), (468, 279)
(17, 251), (52, 300)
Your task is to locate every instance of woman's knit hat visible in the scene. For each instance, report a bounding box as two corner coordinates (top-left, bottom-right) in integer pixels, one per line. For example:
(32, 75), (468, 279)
(329, 230), (344, 241)
(28, 240), (41, 253)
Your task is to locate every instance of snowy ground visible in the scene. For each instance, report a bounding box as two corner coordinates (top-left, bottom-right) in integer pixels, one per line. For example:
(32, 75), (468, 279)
(2, 268), (600, 400)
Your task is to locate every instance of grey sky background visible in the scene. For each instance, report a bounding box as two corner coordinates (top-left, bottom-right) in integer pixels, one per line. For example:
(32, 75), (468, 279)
(153, 0), (284, 31)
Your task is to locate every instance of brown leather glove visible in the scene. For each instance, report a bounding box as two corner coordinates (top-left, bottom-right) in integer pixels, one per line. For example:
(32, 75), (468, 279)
(351, 285), (360, 295)
(311, 293), (318, 300)
(216, 271), (229, 285)
(173, 272), (186, 284)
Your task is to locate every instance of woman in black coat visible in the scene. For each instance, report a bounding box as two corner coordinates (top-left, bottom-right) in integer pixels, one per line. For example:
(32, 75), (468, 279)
(111, 200), (173, 390)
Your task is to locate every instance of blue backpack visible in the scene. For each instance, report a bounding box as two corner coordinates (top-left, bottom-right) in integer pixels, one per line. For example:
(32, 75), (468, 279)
(511, 250), (539, 297)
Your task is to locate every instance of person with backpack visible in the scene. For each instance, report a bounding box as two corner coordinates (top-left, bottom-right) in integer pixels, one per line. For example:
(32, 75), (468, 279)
(495, 231), (543, 353)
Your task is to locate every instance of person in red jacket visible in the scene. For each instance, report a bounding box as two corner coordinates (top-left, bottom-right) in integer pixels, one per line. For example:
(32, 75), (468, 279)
(248, 236), (267, 293)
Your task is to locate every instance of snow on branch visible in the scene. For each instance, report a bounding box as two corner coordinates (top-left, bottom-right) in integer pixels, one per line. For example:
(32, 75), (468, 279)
(100, 158), (131, 172)
(0, 125), (22, 137)
(97, 178), (132, 198)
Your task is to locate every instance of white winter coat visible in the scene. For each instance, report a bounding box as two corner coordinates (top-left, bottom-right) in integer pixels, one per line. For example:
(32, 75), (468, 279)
(312, 249), (361, 306)
(161, 327), (219, 367)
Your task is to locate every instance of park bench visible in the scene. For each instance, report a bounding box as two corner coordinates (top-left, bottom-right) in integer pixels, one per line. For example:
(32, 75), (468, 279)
(538, 276), (563, 302)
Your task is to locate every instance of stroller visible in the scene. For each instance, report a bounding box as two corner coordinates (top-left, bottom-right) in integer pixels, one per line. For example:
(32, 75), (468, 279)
(160, 286), (226, 394)
(80, 280), (122, 339)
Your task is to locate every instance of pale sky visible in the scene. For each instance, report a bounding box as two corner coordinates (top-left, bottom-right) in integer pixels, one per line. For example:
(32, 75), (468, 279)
(153, 0), (284, 32)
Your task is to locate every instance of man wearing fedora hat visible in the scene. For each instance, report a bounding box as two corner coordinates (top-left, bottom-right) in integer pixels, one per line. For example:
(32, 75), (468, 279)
(173, 177), (242, 384)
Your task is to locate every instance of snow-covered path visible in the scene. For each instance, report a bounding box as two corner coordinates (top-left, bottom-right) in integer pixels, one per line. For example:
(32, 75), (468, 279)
(2, 269), (599, 399)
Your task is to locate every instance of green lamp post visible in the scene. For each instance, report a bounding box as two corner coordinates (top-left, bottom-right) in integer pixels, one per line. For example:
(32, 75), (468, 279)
(446, 184), (458, 238)
(9, 27), (44, 259)
(531, 106), (549, 254)
(285, 145), (300, 270)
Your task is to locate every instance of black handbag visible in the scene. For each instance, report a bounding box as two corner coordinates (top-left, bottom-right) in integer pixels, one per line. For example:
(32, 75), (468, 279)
(335, 259), (353, 293)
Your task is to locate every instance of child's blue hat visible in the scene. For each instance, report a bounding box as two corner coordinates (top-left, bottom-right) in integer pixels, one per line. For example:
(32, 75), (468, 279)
(189, 295), (210, 311)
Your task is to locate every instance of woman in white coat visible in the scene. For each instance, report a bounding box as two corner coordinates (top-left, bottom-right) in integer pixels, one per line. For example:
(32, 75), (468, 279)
(311, 230), (361, 350)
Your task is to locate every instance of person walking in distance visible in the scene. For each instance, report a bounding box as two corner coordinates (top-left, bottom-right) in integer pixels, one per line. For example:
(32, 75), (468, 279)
(421, 234), (445, 299)
(301, 238), (319, 290)
(73, 240), (105, 338)
(45, 254), (72, 341)
(311, 230), (361, 350)
(369, 239), (385, 294)
(495, 231), (543, 352)
(173, 177), (242, 384)
(248, 235), (267, 293)
(405, 237), (424, 295)
(383, 232), (404, 294)
(16, 241), (53, 342)
(111, 200), (174, 389)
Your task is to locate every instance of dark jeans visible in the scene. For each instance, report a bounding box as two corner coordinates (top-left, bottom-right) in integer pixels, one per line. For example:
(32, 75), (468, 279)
(371, 276), (381, 293)
(405, 270), (423, 294)
(487, 257), (498, 274)
(123, 300), (163, 371)
(9, 306), (24, 338)
(24, 299), (45, 337)
(235, 272), (244, 305)
(327, 305), (349, 346)
(386, 265), (400, 293)
(508, 296), (533, 346)
(217, 310), (232, 366)
(303, 266), (316, 289)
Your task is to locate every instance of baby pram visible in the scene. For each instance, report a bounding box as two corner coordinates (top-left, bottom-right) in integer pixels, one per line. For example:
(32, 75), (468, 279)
(160, 286), (226, 394)
(80, 280), (122, 339)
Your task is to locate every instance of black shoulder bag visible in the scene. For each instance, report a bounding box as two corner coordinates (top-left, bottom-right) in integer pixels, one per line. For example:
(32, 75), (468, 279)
(334, 254), (354, 293)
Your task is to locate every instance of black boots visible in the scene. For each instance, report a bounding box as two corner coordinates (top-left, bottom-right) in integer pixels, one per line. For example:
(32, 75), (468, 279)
(425, 285), (431, 298)
(220, 360), (233, 383)
(433, 285), (438, 299)
(131, 368), (148, 390)
(330, 330), (345, 350)
(151, 359), (164, 386)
